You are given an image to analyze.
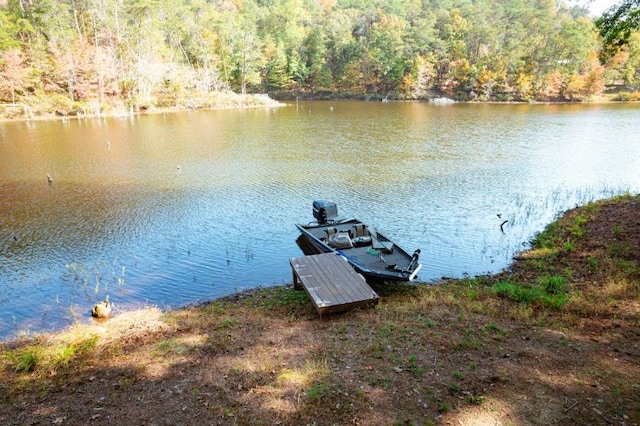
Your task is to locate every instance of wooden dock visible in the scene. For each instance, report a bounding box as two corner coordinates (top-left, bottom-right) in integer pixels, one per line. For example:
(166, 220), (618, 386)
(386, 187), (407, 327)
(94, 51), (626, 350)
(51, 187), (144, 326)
(289, 252), (379, 317)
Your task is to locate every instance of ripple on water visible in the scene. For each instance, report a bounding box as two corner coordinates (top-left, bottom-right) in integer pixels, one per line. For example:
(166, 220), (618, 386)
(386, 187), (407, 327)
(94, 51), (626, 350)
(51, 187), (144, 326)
(1, 102), (639, 340)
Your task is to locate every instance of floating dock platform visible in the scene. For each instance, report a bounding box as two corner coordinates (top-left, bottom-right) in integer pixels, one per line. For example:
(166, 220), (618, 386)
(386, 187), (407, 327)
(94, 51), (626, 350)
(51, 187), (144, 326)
(289, 252), (379, 317)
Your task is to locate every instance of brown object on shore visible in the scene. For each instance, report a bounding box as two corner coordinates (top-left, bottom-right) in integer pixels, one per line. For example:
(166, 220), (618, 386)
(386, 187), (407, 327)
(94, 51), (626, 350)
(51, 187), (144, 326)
(91, 301), (112, 318)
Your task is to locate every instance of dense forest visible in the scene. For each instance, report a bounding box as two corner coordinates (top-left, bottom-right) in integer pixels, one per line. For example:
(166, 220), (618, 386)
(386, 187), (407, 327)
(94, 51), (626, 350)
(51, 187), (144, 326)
(1, 0), (639, 118)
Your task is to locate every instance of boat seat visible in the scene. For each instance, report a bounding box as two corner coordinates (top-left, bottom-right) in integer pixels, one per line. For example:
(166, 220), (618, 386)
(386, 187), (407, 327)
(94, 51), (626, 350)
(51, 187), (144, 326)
(353, 224), (370, 237)
(371, 238), (393, 254)
(325, 227), (338, 238)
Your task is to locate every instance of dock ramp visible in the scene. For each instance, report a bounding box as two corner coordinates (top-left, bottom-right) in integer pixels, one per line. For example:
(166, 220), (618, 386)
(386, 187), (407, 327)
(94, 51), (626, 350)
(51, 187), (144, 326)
(289, 252), (379, 317)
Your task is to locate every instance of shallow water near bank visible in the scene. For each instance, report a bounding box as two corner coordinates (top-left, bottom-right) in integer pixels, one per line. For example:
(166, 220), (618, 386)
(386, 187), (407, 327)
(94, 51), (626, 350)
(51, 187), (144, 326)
(1, 101), (639, 340)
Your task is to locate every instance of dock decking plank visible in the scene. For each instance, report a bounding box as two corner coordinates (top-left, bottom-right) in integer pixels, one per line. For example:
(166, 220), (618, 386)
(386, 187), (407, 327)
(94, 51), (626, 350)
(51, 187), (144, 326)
(289, 252), (379, 316)
(313, 255), (371, 305)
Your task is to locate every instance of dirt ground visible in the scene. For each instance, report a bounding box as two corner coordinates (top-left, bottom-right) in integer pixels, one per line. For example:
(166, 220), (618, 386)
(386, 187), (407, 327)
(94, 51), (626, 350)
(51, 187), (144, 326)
(1, 196), (638, 425)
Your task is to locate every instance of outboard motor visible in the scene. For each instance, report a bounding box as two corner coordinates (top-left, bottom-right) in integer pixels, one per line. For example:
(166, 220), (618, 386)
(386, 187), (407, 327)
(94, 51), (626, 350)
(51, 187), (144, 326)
(406, 249), (421, 271)
(312, 200), (338, 225)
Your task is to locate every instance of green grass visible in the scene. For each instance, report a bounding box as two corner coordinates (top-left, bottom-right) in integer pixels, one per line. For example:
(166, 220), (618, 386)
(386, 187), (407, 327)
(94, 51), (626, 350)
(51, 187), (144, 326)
(569, 214), (589, 238)
(51, 336), (99, 369)
(532, 200), (603, 250)
(492, 278), (568, 308)
(7, 351), (39, 373)
(245, 286), (311, 309)
(4, 335), (99, 374)
(216, 318), (237, 330)
(438, 402), (450, 413)
(405, 355), (425, 375)
(486, 323), (501, 332)
(532, 221), (562, 250)
(613, 225), (623, 237)
(539, 274), (568, 296)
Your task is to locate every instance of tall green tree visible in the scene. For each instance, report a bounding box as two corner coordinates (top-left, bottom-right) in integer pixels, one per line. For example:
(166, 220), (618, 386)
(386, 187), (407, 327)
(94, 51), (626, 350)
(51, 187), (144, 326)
(323, 8), (362, 90)
(623, 32), (640, 86)
(302, 26), (332, 89)
(596, 0), (640, 62)
(362, 11), (408, 92)
(227, 14), (263, 94)
(0, 8), (21, 51)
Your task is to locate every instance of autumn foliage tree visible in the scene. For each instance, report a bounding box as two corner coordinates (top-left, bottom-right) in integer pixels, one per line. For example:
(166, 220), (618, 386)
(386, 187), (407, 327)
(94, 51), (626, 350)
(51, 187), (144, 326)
(0, 0), (636, 116)
(596, 0), (640, 88)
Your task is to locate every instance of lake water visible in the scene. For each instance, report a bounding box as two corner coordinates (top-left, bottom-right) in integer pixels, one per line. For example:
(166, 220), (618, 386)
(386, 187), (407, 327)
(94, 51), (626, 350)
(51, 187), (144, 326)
(1, 101), (639, 340)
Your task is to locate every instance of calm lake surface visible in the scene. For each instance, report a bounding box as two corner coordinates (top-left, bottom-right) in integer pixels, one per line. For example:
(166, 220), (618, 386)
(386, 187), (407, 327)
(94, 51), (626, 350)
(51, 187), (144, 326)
(1, 101), (639, 340)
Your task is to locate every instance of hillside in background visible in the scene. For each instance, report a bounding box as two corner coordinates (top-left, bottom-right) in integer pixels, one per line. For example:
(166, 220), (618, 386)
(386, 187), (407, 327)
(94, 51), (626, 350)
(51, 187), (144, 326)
(1, 0), (639, 119)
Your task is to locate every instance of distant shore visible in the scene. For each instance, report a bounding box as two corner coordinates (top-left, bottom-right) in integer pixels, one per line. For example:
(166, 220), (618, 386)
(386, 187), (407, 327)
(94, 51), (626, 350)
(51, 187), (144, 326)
(3, 89), (639, 123)
(0, 93), (285, 123)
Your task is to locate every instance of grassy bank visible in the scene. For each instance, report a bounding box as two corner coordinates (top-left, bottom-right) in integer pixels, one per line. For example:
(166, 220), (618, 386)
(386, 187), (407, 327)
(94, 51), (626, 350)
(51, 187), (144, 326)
(0, 92), (283, 122)
(3, 90), (639, 122)
(1, 194), (638, 425)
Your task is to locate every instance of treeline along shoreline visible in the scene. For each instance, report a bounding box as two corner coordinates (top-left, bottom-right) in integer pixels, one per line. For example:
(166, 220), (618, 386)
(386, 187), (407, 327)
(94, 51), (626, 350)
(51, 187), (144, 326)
(1, 0), (640, 120)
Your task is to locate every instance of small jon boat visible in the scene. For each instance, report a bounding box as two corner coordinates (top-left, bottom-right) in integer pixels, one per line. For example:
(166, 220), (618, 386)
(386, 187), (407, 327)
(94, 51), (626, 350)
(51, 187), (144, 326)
(295, 200), (422, 282)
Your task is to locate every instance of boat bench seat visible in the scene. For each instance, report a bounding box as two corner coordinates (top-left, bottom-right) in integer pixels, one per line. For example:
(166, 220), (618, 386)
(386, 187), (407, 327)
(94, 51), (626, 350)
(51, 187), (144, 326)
(372, 239), (394, 254)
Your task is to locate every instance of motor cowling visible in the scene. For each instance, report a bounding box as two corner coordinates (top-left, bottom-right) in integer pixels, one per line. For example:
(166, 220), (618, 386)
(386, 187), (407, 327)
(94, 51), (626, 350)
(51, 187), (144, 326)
(312, 200), (338, 225)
